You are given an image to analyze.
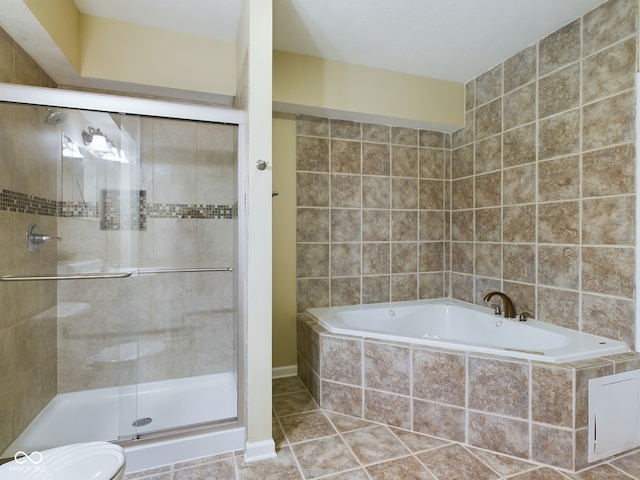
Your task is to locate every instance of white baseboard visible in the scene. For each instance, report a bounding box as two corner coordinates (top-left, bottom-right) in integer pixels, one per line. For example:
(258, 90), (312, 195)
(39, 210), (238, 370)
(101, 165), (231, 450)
(244, 438), (276, 463)
(272, 365), (297, 379)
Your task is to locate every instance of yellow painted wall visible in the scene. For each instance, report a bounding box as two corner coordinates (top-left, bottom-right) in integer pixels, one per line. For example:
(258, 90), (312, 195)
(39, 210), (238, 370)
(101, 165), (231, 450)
(273, 50), (465, 131)
(272, 112), (297, 369)
(23, 0), (81, 71)
(79, 15), (236, 96)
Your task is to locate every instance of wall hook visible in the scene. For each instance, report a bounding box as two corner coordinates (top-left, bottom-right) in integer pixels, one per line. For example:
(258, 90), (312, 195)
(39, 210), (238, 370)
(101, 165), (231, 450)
(256, 159), (268, 170)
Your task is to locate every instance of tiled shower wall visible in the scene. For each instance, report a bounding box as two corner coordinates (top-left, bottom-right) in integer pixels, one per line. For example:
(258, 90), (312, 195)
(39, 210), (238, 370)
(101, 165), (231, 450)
(296, 0), (638, 349)
(296, 117), (450, 312)
(450, 0), (637, 348)
(0, 26), (58, 454)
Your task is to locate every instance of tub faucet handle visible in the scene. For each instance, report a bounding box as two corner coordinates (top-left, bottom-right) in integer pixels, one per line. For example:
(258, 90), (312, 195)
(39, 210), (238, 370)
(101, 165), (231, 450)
(518, 311), (533, 322)
(490, 303), (502, 315)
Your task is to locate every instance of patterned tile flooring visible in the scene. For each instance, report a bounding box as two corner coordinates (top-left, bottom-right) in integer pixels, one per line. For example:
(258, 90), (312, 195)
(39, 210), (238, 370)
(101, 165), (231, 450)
(126, 377), (640, 480)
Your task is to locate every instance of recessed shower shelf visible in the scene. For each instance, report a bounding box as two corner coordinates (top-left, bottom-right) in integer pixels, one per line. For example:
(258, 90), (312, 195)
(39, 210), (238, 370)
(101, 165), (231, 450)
(0, 267), (232, 281)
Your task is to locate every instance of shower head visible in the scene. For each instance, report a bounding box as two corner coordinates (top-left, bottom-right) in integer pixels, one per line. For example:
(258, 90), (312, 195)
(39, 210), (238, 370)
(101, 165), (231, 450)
(44, 108), (67, 125)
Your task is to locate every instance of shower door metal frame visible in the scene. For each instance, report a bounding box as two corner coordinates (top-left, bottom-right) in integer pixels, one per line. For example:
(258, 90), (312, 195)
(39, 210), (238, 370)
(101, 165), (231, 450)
(0, 82), (247, 449)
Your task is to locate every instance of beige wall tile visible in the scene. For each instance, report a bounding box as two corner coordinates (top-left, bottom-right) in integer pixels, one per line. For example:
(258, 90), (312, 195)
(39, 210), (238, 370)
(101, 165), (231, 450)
(321, 380), (363, 418)
(419, 147), (445, 179)
(475, 99), (502, 140)
(468, 411), (529, 458)
(582, 144), (635, 197)
(583, 0), (637, 56)
(538, 63), (580, 118)
(451, 144), (474, 179)
(468, 356), (529, 418)
(331, 140), (361, 174)
(538, 109), (581, 160)
(331, 174), (361, 208)
(297, 136), (329, 172)
(475, 64), (503, 106)
(475, 171), (501, 208)
(413, 399), (465, 442)
(321, 336), (362, 385)
(413, 348), (465, 406)
(538, 155), (580, 202)
(392, 146), (418, 178)
(419, 130), (445, 148)
(536, 287), (579, 329)
(364, 389), (411, 429)
(582, 196), (635, 245)
(331, 277), (361, 306)
(503, 164), (536, 205)
(583, 91), (635, 151)
(474, 135), (502, 174)
(582, 246), (635, 298)
(364, 342), (410, 395)
(532, 424), (575, 469)
(583, 37), (636, 104)
(331, 119), (361, 140)
(504, 45), (537, 93)
(531, 364), (574, 427)
(539, 19), (581, 76)
(362, 142), (390, 175)
(504, 84), (536, 130)
(538, 246), (579, 290)
(391, 127), (418, 146)
(298, 115), (329, 137)
(538, 202), (580, 244)
(474, 207), (501, 243)
(362, 123), (389, 143)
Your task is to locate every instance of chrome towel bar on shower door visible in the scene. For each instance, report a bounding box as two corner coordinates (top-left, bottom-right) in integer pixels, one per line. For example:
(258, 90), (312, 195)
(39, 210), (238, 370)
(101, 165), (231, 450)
(137, 267), (233, 274)
(0, 272), (133, 281)
(0, 267), (232, 281)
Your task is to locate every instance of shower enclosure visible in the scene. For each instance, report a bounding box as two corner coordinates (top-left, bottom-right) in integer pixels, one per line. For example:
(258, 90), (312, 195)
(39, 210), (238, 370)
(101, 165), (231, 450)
(0, 85), (245, 467)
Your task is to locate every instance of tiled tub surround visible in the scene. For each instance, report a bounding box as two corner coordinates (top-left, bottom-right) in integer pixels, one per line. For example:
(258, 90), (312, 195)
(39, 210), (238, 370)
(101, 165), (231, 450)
(296, 0), (639, 354)
(297, 313), (640, 472)
(296, 116), (450, 312)
(451, 0), (638, 348)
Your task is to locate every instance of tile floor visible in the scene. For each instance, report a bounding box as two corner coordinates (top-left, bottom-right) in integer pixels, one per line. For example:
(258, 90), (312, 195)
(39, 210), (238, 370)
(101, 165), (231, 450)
(125, 377), (640, 480)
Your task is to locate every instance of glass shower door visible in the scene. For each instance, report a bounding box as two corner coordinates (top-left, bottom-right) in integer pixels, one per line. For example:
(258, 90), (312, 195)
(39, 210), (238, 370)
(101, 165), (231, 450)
(0, 98), (239, 458)
(130, 117), (238, 438)
(57, 109), (142, 444)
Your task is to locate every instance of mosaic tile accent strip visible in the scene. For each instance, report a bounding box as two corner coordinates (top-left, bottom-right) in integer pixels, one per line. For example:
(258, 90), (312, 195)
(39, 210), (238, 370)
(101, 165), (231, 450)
(147, 203), (236, 219)
(101, 189), (147, 231)
(58, 201), (99, 219)
(0, 189), (57, 216)
(1, 189), (238, 226)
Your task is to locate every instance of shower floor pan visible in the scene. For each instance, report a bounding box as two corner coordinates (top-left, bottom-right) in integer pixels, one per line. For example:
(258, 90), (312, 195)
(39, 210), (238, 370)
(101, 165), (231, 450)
(2, 371), (238, 457)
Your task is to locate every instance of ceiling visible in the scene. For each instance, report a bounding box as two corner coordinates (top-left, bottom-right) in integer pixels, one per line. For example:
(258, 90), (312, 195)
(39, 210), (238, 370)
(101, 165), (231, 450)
(74, 0), (609, 83)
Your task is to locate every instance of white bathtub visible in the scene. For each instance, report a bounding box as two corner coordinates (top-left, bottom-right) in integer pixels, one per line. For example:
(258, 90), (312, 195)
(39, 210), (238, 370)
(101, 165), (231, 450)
(307, 299), (630, 363)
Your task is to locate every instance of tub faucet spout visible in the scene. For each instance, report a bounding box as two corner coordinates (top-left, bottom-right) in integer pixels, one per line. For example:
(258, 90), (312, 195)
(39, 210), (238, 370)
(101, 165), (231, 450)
(483, 291), (515, 318)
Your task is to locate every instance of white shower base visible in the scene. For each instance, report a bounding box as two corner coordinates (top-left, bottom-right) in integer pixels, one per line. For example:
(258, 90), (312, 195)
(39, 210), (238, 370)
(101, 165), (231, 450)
(2, 372), (243, 471)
